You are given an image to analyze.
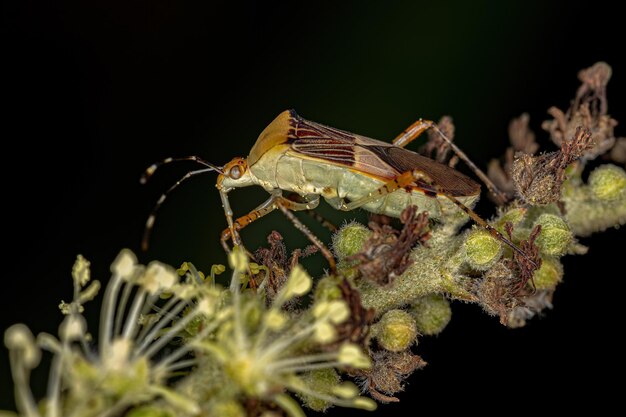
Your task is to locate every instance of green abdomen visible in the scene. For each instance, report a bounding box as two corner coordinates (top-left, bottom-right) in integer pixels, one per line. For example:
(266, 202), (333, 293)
(251, 152), (478, 219)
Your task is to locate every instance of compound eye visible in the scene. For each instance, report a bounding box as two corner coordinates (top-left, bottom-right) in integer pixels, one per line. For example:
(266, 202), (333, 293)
(229, 165), (242, 179)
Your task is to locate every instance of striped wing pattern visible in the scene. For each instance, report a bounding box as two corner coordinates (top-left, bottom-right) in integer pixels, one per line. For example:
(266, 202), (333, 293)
(287, 110), (480, 196)
(289, 113), (357, 165)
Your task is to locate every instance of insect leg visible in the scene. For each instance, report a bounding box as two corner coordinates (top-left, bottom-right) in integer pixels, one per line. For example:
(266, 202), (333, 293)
(287, 193), (338, 232)
(338, 170), (432, 211)
(219, 192), (321, 251)
(392, 119), (432, 148)
(436, 190), (536, 268)
(219, 187), (240, 251)
(220, 193), (335, 273)
(275, 199), (337, 274)
(336, 169), (536, 267)
(393, 119), (507, 204)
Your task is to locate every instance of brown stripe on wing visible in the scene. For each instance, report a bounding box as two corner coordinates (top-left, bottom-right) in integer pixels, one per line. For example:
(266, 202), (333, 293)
(288, 111), (358, 166)
(288, 111), (357, 143)
(287, 112), (479, 197)
(366, 145), (480, 197)
(291, 138), (356, 165)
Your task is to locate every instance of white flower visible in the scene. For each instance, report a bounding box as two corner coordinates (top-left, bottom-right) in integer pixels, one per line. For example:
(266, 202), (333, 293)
(4, 250), (376, 417)
(140, 262), (177, 295)
(111, 249), (137, 278)
(313, 322), (336, 343)
(4, 324), (40, 368)
(283, 265), (312, 299)
(59, 315), (86, 342)
(105, 338), (133, 372)
(338, 344), (371, 369)
(331, 382), (360, 399)
(313, 300), (349, 324)
(228, 246), (249, 273)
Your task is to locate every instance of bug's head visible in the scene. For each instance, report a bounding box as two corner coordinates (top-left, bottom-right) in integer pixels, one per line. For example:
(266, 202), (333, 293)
(217, 157), (254, 189)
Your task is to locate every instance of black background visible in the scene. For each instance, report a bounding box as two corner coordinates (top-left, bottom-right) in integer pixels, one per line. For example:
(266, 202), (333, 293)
(1, 1), (624, 414)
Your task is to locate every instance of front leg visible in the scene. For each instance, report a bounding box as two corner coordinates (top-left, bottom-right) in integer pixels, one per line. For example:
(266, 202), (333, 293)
(220, 192), (336, 273)
(220, 191), (320, 251)
(275, 200), (337, 274)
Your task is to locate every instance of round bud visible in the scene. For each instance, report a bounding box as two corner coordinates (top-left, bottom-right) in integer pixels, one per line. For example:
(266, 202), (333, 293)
(498, 207), (527, 227)
(373, 309), (418, 352)
(336, 260), (361, 281)
(332, 223), (372, 259)
(296, 368), (340, 412)
(534, 214), (572, 256)
(589, 164), (626, 201)
(314, 276), (344, 301)
(410, 294), (452, 335)
(464, 229), (503, 270)
(532, 257), (564, 290)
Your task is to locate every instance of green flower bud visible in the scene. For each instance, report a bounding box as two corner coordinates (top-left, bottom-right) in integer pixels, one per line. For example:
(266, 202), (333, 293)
(497, 207), (527, 227)
(332, 223), (372, 259)
(534, 214), (572, 256)
(410, 294), (452, 335)
(589, 164), (626, 201)
(464, 229), (503, 270)
(296, 369), (340, 412)
(373, 310), (417, 352)
(532, 257), (563, 290)
(314, 276), (344, 301)
(336, 260), (360, 281)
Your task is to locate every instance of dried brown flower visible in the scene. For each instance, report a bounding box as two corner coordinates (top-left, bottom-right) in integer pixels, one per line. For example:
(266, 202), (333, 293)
(507, 290), (554, 328)
(488, 113), (539, 202)
(574, 61), (612, 117)
(477, 261), (518, 325)
(359, 350), (426, 403)
(422, 116), (459, 167)
(254, 231), (317, 303)
(506, 224), (542, 295)
(610, 137), (626, 164)
(542, 61), (619, 159)
(476, 224), (542, 325)
(329, 278), (375, 348)
(348, 206), (430, 286)
(511, 127), (594, 205)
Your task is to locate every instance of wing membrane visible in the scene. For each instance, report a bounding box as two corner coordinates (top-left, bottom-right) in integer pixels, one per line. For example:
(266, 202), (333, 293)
(288, 111), (480, 196)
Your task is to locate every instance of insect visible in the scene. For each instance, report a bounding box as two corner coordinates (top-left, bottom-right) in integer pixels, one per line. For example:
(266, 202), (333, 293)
(142, 110), (532, 273)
